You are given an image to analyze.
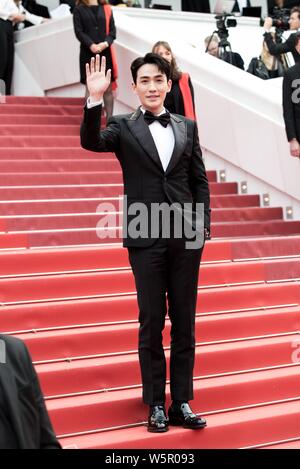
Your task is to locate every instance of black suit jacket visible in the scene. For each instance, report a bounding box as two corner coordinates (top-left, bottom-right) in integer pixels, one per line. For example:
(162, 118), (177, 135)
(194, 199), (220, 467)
(73, 4), (116, 50)
(0, 335), (60, 449)
(81, 105), (210, 247)
(282, 61), (300, 141)
(264, 32), (300, 64)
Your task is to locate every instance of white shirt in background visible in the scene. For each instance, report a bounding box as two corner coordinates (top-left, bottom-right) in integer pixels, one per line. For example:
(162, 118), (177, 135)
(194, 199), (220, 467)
(0, 0), (18, 21)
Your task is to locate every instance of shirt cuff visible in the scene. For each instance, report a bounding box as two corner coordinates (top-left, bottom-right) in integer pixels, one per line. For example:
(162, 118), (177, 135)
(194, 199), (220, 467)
(86, 97), (103, 109)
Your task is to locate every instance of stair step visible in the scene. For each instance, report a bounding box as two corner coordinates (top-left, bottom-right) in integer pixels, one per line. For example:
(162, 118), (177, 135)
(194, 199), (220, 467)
(46, 366), (300, 435)
(19, 221), (300, 246)
(58, 399), (300, 449)
(0, 160), (121, 172)
(4, 258), (299, 303)
(0, 125), (80, 136)
(1, 282), (299, 332)
(15, 306), (300, 361)
(0, 104), (83, 115)
(21, 331), (300, 376)
(0, 233), (28, 249)
(0, 136), (80, 147)
(1, 208), (283, 231)
(0, 147), (109, 159)
(4, 96), (85, 105)
(2, 236), (299, 276)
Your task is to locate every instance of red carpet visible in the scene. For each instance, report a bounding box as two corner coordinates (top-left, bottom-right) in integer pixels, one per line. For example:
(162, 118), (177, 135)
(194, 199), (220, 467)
(1, 96), (300, 449)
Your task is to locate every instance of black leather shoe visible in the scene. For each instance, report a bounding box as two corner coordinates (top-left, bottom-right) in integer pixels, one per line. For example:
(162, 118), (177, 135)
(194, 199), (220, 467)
(168, 402), (207, 429)
(147, 405), (169, 433)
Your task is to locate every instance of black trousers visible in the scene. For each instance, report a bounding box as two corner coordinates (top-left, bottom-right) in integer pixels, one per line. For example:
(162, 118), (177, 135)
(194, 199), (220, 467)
(0, 19), (14, 96)
(128, 236), (203, 406)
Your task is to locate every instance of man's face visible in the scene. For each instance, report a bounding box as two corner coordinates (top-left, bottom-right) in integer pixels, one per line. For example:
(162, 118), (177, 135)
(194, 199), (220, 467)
(289, 12), (300, 30)
(132, 63), (172, 114)
(206, 41), (219, 57)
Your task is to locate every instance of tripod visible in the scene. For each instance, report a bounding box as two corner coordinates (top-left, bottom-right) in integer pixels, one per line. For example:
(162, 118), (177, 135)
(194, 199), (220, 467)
(205, 30), (234, 65)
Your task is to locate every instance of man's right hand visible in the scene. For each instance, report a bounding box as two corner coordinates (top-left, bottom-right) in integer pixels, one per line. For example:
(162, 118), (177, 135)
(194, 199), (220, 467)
(263, 17), (273, 32)
(290, 138), (300, 157)
(86, 55), (111, 103)
(9, 13), (26, 23)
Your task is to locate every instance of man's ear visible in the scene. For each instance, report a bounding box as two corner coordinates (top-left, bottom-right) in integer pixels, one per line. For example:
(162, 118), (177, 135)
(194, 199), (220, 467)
(132, 81), (137, 94)
(166, 79), (172, 93)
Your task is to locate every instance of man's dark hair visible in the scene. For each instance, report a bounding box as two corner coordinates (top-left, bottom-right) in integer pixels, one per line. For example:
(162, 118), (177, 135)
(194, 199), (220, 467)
(130, 53), (171, 84)
(291, 6), (300, 19)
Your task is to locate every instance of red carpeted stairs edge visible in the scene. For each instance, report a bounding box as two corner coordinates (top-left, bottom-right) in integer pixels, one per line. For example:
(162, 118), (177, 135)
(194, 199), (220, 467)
(1, 96), (300, 449)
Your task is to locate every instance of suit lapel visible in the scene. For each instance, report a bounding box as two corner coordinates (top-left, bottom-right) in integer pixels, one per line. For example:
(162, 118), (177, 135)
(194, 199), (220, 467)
(0, 362), (25, 448)
(165, 114), (187, 175)
(126, 109), (187, 174)
(126, 108), (164, 171)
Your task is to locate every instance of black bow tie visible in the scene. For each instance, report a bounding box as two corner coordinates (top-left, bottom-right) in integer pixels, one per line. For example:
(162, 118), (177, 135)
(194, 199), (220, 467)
(144, 110), (170, 127)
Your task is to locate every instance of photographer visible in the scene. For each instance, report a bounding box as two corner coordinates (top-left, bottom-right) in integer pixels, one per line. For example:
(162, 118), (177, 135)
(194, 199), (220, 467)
(263, 6), (300, 64)
(282, 32), (300, 157)
(247, 33), (285, 79)
(204, 35), (244, 70)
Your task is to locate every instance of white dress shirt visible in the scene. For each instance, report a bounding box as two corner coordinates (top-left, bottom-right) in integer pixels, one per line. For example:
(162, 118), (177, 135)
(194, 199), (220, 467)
(236, 0), (249, 11)
(0, 0), (18, 21)
(140, 106), (175, 172)
(87, 99), (175, 172)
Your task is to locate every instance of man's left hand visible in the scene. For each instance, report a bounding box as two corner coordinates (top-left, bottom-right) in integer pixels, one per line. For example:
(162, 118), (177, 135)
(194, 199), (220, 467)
(290, 139), (300, 157)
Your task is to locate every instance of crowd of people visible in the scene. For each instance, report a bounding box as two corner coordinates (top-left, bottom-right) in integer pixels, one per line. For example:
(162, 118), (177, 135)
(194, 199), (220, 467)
(2, 0), (300, 96)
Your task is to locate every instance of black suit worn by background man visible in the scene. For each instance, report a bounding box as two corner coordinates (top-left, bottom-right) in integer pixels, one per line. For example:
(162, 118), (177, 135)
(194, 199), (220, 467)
(263, 6), (300, 64)
(283, 60), (300, 153)
(264, 31), (300, 63)
(0, 334), (61, 449)
(81, 53), (210, 432)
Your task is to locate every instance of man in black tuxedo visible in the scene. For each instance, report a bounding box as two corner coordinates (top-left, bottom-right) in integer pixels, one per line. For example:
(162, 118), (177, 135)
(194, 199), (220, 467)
(181, 0), (210, 13)
(283, 33), (300, 157)
(81, 53), (210, 432)
(0, 334), (61, 449)
(263, 6), (300, 64)
(232, 0), (251, 14)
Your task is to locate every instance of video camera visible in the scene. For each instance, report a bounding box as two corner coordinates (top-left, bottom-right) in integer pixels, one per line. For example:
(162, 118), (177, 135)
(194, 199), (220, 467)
(260, 6), (290, 31)
(215, 13), (237, 41)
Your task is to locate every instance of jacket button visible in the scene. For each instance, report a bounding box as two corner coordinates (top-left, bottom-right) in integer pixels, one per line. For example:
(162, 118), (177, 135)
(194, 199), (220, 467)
(164, 176), (167, 182)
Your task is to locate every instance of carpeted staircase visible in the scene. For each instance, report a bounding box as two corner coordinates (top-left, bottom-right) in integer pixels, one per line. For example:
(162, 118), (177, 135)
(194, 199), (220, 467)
(1, 96), (300, 449)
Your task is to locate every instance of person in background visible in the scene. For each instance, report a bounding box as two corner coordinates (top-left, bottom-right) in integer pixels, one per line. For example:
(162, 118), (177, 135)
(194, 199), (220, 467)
(282, 33), (300, 157)
(125, 0), (141, 6)
(204, 34), (245, 70)
(0, 0), (27, 94)
(0, 334), (61, 448)
(73, 0), (117, 120)
(13, 0), (49, 30)
(247, 34), (285, 79)
(152, 40), (196, 120)
(263, 6), (300, 64)
(232, 0), (251, 15)
(181, 0), (210, 13)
